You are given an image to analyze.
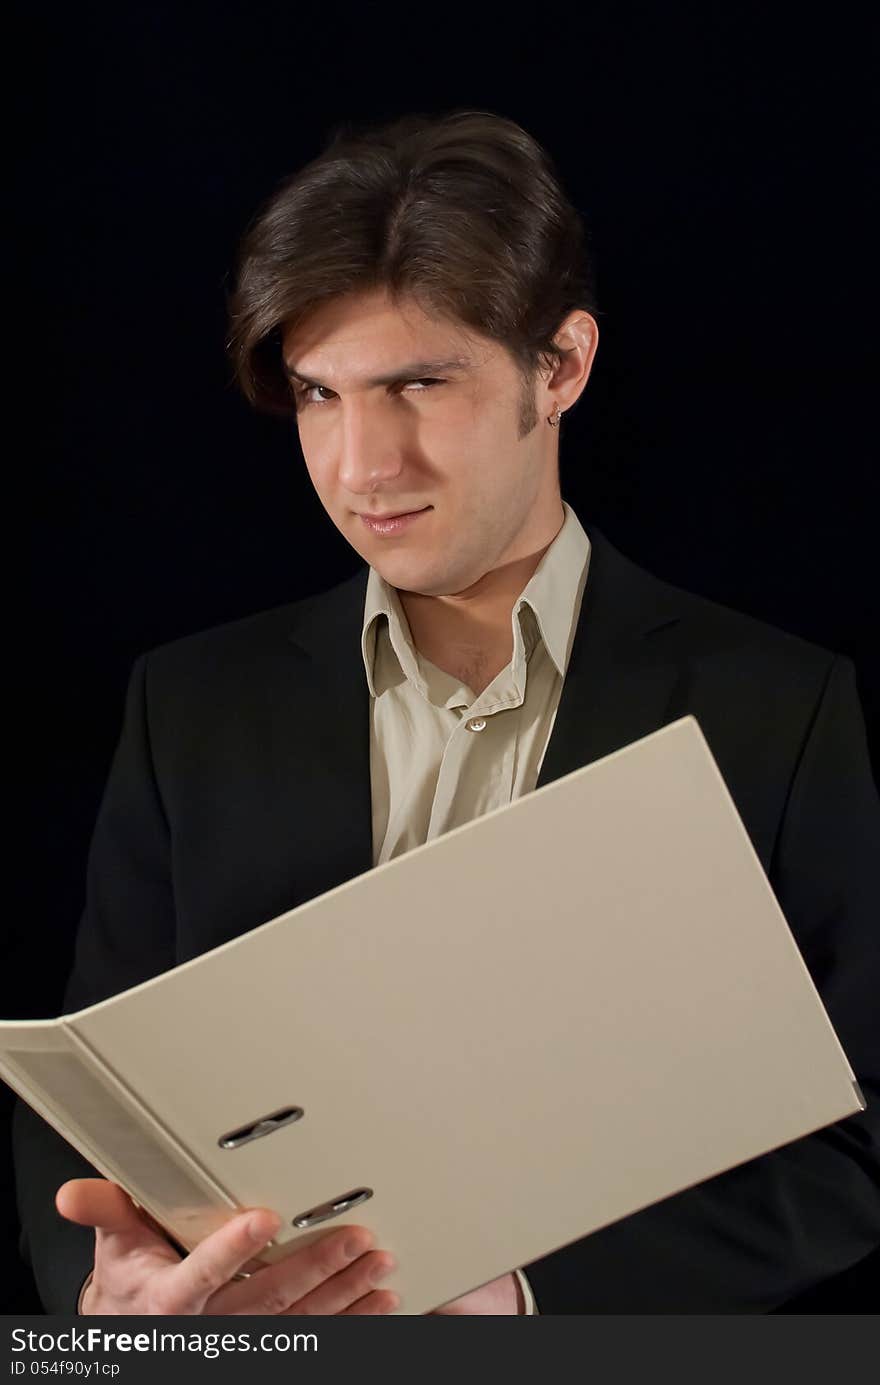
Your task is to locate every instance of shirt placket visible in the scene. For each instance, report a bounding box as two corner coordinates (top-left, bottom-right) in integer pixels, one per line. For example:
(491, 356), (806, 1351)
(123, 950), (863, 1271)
(426, 688), (521, 842)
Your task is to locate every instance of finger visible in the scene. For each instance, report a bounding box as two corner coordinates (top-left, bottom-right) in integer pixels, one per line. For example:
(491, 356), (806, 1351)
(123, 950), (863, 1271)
(206, 1225), (376, 1316)
(56, 1178), (181, 1269)
(158, 1209), (284, 1314)
(337, 1288), (401, 1316)
(283, 1252), (397, 1317)
(56, 1179), (144, 1233)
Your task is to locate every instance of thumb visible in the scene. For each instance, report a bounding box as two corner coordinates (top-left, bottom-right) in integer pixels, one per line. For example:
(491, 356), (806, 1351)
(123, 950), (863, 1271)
(56, 1178), (145, 1232)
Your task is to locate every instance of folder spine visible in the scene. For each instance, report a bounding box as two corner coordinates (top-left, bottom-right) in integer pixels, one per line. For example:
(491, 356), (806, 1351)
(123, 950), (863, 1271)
(0, 1021), (239, 1253)
(64, 1022), (239, 1244)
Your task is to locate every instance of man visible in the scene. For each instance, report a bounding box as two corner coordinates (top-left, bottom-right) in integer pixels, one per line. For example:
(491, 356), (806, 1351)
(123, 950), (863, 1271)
(13, 110), (880, 1315)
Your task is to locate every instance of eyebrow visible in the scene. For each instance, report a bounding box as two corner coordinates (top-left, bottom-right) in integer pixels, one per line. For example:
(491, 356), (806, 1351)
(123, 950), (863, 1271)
(282, 356), (473, 390)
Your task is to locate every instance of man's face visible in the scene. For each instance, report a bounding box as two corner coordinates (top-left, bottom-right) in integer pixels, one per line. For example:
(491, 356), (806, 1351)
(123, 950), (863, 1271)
(281, 288), (560, 597)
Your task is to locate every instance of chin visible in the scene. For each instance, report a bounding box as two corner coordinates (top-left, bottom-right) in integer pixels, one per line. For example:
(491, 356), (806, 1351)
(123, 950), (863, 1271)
(370, 555), (447, 595)
(393, 566), (478, 599)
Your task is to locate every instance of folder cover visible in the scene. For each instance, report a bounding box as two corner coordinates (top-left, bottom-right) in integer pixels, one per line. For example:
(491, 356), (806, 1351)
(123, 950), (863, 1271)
(1, 717), (863, 1314)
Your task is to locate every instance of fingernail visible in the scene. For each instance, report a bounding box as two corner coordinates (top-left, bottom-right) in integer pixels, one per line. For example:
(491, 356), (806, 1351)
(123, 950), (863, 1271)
(344, 1234), (372, 1259)
(247, 1212), (280, 1242)
(370, 1256), (396, 1283)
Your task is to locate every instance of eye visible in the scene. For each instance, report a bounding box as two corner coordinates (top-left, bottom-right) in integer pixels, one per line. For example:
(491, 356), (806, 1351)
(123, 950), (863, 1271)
(294, 379), (445, 409)
(295, 384), (337, 407)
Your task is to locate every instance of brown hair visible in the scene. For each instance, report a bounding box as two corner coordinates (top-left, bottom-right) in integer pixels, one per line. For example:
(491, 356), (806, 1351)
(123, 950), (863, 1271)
(225, 108), (597, 437)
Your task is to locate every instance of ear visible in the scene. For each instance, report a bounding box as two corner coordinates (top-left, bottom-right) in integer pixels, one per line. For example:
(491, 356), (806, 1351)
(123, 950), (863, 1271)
(546, 311), (600, 414)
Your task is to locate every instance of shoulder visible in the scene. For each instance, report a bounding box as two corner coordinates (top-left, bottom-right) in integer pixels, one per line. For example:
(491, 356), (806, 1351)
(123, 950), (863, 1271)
(589, 527), (840, 691)
(138, 566), (368, 683)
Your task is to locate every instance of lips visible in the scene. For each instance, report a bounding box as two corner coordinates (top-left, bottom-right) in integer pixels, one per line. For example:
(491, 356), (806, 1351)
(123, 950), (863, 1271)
(359, 506), (432, 536)
(362, 507), (429, 520)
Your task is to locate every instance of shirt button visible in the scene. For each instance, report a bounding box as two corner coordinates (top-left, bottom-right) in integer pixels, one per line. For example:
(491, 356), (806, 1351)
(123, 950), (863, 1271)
(465, 717), (488, 732)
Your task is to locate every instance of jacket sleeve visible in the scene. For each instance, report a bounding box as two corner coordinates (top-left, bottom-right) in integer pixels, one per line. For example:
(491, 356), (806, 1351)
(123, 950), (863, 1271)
(523, 654), (880, 1312)
(12, 653), (177, 1314)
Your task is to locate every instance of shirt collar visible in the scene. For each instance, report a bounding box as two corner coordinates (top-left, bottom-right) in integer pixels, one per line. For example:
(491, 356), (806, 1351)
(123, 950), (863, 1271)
(361, 500), (591, 698)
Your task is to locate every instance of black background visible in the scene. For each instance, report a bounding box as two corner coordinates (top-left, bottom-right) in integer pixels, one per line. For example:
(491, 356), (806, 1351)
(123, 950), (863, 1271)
(6, 2), (878, 1311)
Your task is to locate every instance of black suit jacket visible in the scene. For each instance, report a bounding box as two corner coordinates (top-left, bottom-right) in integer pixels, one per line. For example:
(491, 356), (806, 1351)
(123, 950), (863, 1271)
(13, 525), (880, 1313)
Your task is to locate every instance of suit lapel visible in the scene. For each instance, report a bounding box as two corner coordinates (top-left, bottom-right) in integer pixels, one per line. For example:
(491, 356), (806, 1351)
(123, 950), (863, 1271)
(284, 566), (375, 896)
(285, 527), (689, 897)
(537, 527), (687, 787)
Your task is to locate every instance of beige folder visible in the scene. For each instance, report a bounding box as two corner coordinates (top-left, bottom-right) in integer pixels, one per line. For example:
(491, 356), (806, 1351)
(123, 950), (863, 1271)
(1, 717), (864, 1314)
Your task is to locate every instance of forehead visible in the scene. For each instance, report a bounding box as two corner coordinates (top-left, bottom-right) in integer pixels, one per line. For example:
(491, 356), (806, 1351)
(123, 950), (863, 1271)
(281, 287), (498, 383)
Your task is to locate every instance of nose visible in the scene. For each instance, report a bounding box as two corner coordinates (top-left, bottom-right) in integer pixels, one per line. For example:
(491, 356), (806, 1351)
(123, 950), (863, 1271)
(336, 397), (406, 498)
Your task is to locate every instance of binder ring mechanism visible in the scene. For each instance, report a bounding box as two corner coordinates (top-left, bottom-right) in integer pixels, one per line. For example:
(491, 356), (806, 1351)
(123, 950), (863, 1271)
(218, 1107), (304, 1149)
(292, 1188), (374, 1229)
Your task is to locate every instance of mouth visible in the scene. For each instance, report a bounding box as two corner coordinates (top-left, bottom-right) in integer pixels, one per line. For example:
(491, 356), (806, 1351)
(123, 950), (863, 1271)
(359, 506), (432, 536)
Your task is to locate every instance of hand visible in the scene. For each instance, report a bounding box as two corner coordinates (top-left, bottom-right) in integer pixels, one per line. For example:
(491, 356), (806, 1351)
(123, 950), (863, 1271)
(431, 1272), (522, 1315)
(56, 1179), (398, 1315)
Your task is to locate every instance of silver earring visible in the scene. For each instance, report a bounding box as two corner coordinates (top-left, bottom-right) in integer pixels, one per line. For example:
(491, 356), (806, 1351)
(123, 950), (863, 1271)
(548, 403), (562, 427)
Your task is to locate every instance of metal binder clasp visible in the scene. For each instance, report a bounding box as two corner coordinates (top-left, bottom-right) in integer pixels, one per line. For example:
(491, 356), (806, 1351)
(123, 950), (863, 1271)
(218, 1106), (304, 1149)
(292, 1188), (374, 1228)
